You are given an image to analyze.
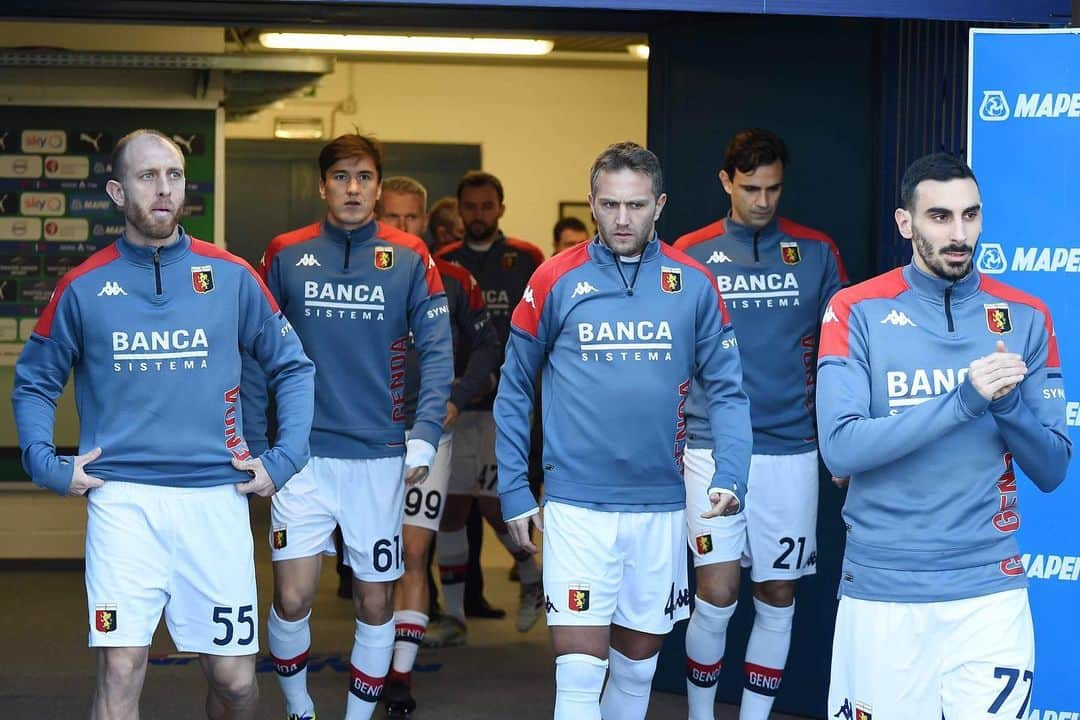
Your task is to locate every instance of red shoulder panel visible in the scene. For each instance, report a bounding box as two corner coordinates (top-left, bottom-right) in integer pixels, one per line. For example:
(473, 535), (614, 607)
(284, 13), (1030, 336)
(34, 244), (122, 337)
(778, 217), (849, 284)
(261, 222), (321, 281)
(376, 223), (445, 296)
(190, 238), (279, 313)
(979, 276), (1061, 368)
(436, 259), (484, 312)
(818, 268), (908, 359)
(435, 240), (464, 260)
(674, 219), (726, 252)
(511, 242), (590, 338)
(504, 236), (546, 268)
(659, 242), (731, 324)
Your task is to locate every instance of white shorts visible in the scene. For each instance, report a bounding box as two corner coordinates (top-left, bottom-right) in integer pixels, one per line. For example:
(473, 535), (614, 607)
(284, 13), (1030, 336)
(542, 501), (690, 635)
(270, 455), (405, 582)
(403, 432), (452, 532)
(828, 588), (1035, 720)
(86, 481), (258, 655)
(685, 448), (819, 581)
(448, 410), (498, 497)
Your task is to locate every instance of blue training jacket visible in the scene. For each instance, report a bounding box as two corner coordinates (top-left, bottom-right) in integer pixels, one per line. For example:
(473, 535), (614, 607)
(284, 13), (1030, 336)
(676, 216), (847, 454)
(13, 229), (315, 494)
(242, 219), (452, 459)
(495, 237), (752, 520)
(817, 262), (1071, 602)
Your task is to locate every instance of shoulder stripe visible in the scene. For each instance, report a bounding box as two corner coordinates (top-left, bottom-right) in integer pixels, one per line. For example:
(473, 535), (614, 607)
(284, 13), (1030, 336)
(505, 236), (546, 268)
(435, 240), (463, 260)
(818, 268), (907, 359)
(190, 238), (279, 312)
(511, 242), (590, 338)
(34, 243), (122, 338)
(659, 242), (731, 324)
(262, 222), (321, 280)
(674, 219), (726, 252)
(376, 222), (445, 297)
(777, 217), (849, 284)
(979, 275), (1060, 367)
(436, 259), (484, 312)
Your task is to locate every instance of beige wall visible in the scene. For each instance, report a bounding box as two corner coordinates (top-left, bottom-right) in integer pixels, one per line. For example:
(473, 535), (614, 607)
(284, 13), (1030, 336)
(227, 59), (648, 253)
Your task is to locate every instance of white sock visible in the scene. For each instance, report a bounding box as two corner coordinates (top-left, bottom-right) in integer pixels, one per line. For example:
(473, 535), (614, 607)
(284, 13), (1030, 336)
(686, 597), (737, 720)
(345, 618), (394, 720)
(599, 648), (657, 720)
(496, 531), (541, 585)
(739, 598), (794, 720)
(390, 610), (428, 683)
(554, 653), (607, 720)
(437, 528), (468, 622)
(267, 605), (315, 718)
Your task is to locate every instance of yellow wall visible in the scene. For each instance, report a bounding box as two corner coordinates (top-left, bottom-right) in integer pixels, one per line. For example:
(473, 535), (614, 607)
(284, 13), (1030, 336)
(227, 59), (648, 253)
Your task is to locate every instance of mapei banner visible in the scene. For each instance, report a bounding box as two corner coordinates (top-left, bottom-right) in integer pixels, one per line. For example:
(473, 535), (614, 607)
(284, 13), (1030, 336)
(969, 29), (1080, 720)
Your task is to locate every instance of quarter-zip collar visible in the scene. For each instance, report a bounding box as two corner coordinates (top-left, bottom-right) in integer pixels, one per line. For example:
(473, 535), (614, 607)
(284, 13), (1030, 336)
(722, 215), (781, 263)
(322, 217), (379, 247)
(588, 234), (662, 267)
(116, 226), (190, 267)
(903, 262), (981, 306)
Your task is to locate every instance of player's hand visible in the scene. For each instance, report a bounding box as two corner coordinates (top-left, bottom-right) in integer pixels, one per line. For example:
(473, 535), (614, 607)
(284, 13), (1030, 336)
(701, 491), (740, 519)
(968, 341), (1027, 401)
(233, 456), (276, 497)
(832, 476), (850, 488)
(68, 447), (104, 496)
(508, 511), (543, 555)
(444, 401), (460, 430)
(404, 465), (430, 486)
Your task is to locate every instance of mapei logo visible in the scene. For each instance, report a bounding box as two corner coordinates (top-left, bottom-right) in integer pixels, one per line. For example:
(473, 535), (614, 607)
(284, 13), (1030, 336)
(880, 309), (916, 327)
(295, 253), (321, 267)
(97, 281), (127, 296)
(979, 90), (1011, 121)
(571, 281), (598, 298)
(977, 242), (1080, 274)
(976, 242), (1008, 274)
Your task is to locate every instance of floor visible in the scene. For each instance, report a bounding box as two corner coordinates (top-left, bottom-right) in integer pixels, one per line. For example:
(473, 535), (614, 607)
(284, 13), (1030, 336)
(0, 497), (807, 719)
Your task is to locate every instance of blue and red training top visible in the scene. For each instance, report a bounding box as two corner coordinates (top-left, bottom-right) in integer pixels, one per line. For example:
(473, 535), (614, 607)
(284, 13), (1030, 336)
(494, 237), (752, 520)
(817, 262), (1071, 602)
(13, 229), (315, 494)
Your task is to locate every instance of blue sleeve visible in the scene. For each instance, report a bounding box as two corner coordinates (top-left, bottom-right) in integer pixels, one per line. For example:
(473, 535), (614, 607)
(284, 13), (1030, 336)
(494, 325), (547, 520)
(239, 268), (315, 489)
(696, 287), (752, 509)
(818, 249), (844, 323)
(12, 291), (81, 495)
(239, 253), (280, 458)
(816, 300), (987, 478)
(407, 254), (453, 449)
(988, 318), (1071, 492)
(450, 287), (500, 411)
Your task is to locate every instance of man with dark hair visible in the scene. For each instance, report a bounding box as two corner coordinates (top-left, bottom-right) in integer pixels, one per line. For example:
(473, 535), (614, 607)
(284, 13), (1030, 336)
(14, 128), (315, 720)
(553, 216), (590, 255)
(242, 134), (453, 720)
(674, 128), (847, 720)
(496, 141), (752, 719)
(375, 176), (501, 717)
(818, 152), (1070, 718)
(427, 170), (546, 647)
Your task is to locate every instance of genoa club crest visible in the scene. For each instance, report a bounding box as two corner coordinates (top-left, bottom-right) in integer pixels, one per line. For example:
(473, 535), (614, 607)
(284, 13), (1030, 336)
(660, 266), (682, 294)
(780, 241), (802, 265)
(568, 584), (590, 612)
(95, 604), (118, 633)
(695, 533), (713, 555)
(502, 251), (518, 270)
(985, 304), (1012, 335)
(374, 246), (394, 270)
(191, 265), (215, 294)
(854, 702), (872, 720)
(271, 527), (287, 549)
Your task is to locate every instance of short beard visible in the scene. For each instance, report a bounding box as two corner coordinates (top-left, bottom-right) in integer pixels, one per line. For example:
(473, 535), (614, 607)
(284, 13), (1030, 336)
(913, 226), (971, 281)
(465, 220), (497, 244)
(127, 204), (178, 240)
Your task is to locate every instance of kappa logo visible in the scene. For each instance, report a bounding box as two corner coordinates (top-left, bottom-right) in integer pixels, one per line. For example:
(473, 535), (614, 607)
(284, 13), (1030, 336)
(833, 699), (853, 720)
(97, 280), (127, 296)
(295, 253), (321, 267)
(979, 90), (1011, 121)
(976, 242), (1008, 274)
(880, 309), (916, 327)
(706, 250), (732, 264)
(522, 285), (536, 308)
(571, 281), (598, 298)
(544, 594), (558, 613)
(822, 305), (838, 324)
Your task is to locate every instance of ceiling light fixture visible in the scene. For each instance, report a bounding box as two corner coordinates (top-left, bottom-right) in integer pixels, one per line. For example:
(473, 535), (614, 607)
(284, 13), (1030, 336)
(627, 44), (650, 60)
(260, 32), (555, 57)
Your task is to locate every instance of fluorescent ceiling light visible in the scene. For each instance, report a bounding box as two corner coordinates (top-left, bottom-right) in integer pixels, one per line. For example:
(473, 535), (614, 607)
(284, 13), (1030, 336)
(260, 32), (555, 56)
(627, 44), (650, 60)
(274, 117), (324, 140)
